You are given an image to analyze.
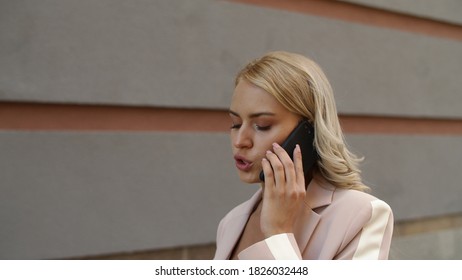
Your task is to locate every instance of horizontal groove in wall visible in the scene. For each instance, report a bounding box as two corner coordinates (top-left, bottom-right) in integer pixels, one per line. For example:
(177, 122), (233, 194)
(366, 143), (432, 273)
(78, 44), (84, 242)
(70, 243), (216, 260)
(339, 115), (462, 135)
(1, 102), (462, 135)
(0, 102), (228, 132)
(394, 212), (462, 237)
(226, 0), (462, 41)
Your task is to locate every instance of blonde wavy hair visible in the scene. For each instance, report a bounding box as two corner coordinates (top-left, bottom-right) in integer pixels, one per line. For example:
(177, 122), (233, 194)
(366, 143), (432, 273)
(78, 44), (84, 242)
(235, 51), (369, 192)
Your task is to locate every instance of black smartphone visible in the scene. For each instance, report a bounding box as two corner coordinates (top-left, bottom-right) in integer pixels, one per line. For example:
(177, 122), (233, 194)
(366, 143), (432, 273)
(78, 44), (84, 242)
(259, 119), (317, 182)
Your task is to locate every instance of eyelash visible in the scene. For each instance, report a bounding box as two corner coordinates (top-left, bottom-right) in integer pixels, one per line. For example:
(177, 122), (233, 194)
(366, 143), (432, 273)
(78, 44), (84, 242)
(230, 124), (271, 131)
(230, 124), (240, 130)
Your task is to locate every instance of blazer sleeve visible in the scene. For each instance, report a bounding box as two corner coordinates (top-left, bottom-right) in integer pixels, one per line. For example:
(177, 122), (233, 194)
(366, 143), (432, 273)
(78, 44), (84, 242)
(336, 199), (394, 260)
(238, 233), (302, 260)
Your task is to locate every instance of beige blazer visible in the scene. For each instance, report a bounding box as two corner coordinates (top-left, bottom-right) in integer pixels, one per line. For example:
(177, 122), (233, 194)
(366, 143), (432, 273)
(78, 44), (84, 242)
(214, 176), (394, 260)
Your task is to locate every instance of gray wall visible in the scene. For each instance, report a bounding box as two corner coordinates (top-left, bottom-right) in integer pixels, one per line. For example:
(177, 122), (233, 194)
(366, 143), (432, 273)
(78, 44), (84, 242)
(349, 134), (462, 220)
(0, 132), (254, 259)
(1, 0), (461, 259)
(1, 131), (461, 259)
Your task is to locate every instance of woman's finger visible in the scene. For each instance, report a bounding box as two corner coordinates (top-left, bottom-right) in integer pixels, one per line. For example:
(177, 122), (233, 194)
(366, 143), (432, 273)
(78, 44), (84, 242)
(272, 143), (296, 186)
(293, 144), (305, 188)
(265, 150), (286, 188)
(261, 157), (275, 187)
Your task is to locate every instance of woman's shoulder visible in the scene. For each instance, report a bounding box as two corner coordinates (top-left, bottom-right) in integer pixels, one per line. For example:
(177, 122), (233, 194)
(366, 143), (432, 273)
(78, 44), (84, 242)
(333, 187), (390, 208)
(311, 175), (391, 216)
(313, 175), (390, 210)
(327, 186), (393, 225)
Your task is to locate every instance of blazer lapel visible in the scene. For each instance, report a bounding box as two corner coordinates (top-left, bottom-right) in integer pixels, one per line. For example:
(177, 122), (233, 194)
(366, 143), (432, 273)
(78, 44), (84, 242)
(293, 176), (335, 255)
(214, 190), (262, 259)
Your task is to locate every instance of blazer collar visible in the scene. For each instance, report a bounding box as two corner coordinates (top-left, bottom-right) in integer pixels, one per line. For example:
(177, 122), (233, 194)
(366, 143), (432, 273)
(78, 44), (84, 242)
(305, 175), (336, 209)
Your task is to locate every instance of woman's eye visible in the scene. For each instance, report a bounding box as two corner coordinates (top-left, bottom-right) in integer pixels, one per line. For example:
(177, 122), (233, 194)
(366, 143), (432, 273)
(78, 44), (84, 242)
(230, 123), (271, 131)
(230, 124), (241, 129)
(256, 125), (271, 131)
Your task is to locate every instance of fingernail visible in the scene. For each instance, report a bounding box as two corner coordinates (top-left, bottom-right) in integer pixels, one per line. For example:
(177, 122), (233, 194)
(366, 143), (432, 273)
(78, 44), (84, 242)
(296, 144), (301, 152)
(266, 150), (272, 154)
(272, 143), (279, 148)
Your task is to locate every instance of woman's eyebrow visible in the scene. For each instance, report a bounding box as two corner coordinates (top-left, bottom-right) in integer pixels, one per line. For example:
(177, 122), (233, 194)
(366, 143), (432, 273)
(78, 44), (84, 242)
(229, 110), (275, 118)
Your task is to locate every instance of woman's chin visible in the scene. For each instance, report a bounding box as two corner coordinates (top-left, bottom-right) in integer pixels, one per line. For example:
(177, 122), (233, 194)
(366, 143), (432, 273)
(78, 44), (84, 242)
(238, 173), (261, 184)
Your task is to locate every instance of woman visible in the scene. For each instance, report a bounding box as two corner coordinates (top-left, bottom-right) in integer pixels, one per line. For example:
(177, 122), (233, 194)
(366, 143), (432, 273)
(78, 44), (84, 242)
(214, 51), (393, 260)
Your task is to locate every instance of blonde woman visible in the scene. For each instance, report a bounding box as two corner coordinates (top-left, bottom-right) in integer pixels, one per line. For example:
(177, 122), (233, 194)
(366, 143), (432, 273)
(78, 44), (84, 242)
(214, 51), (393, 260)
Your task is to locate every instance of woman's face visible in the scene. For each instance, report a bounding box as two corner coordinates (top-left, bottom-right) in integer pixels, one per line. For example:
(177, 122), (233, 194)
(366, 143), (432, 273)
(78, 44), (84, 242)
(229, 79), (301, 184)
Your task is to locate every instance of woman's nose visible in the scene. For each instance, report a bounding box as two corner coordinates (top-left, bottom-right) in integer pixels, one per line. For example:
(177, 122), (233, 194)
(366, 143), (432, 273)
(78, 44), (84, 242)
(233, 127), (253, 149)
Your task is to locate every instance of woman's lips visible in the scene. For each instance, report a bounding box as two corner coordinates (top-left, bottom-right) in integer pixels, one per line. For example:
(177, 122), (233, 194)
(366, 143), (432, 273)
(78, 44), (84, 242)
(234, 155), (253, 171)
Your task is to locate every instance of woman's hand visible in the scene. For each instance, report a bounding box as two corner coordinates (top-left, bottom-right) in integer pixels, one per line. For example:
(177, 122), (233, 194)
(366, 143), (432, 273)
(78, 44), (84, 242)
(260, 143), (306, 238)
